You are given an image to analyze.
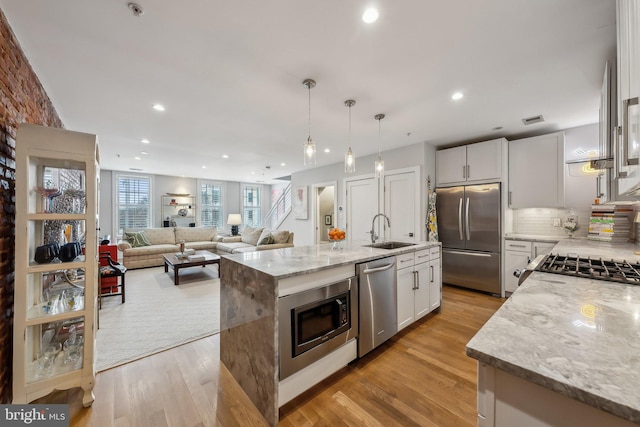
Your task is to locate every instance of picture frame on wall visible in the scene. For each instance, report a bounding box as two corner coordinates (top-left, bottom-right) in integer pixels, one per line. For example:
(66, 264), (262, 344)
(324, 215), (332, 226)
(293, 186), (308, 220)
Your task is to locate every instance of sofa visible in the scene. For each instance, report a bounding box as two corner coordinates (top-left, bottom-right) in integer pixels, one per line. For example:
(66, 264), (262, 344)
(117, 226), (294, 268)
(215, 226), (294, 254)
(117, 227), (218, 269)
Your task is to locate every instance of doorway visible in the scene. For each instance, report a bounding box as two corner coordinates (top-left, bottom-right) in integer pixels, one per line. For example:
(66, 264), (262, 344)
(312, 182), (337, 244)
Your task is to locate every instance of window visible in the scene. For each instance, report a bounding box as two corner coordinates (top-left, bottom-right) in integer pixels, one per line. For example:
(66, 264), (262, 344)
(116, 175), (151, 233)
(201, 182), (224, 229)
(242, 185), (261, 227)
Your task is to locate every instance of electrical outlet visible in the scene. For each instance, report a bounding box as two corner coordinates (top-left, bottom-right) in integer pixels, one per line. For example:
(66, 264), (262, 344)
(553, 218), (561, 227)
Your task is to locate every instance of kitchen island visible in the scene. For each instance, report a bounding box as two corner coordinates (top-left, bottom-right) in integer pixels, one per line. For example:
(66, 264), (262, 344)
(467, 240), (640, 426)
(219, 240), (441, 426)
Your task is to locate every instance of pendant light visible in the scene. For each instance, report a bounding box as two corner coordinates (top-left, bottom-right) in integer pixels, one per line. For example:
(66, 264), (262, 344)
(374, 113), (385, 178)
(344, 99), (356, 173)
(303, 78), (317, 166)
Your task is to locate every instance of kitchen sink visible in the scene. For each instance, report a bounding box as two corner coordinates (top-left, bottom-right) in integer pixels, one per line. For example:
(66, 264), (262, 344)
(363, 241), (417, 250)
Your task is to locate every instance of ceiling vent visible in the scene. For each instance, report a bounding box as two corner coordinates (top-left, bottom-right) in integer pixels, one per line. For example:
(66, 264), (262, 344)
(522, 115), (544, 125)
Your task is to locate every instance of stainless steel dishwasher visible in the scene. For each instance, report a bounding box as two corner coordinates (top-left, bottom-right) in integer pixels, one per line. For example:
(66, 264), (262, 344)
(357, 256), (397, 357)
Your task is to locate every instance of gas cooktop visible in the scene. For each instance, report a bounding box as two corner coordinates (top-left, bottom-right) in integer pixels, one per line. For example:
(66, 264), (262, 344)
(536, 254), (640, 285)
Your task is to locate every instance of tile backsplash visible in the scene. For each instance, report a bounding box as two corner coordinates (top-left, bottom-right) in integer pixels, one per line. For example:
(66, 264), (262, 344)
(508, 208), (591, 238)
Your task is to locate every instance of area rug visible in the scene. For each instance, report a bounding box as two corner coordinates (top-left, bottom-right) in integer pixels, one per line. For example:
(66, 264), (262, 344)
(95, 264), (220, 372)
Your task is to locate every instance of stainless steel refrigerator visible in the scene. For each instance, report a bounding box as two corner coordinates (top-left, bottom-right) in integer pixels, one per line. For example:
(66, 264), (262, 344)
(435, 183), (501, 294)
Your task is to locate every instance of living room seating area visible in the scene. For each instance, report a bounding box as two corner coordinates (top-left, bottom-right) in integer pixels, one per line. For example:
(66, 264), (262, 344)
(118, 226), (294, 268)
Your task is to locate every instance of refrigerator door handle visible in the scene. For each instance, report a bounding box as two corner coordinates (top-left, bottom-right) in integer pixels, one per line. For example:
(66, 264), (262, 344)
(458, 198), (464, 240)
(465, 197), (471, 240)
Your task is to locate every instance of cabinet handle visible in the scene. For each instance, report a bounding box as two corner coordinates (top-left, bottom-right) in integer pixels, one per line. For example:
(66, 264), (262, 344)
(614, 126), (627, 179)
(400, 258), (412, 263)
(412, 270), (418, 290)
(430, 265), (434, 282)
(467, 165), (470, 179)
(417, 254), (429, 259)
(622, 97), (640, 166)
(462, 165), (466, 179)
(508, 191), (512, 206)
(510, 244), (527, 248)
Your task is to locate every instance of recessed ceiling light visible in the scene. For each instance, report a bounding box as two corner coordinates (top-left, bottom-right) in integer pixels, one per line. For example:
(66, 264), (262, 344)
(324, 148), (331, 153)
(251, 171), (256, 175)
(129, 168), (143, 171)
(141, 139), (150, 144)
(362, 8), (379, 23)
(451, 92), (464, 101)
(152, 104), (165, 111)
(222, 154), (229, 159)
(134, 156), (141, 160)
(140, 151), (149, 155)
(280, 163), (286, 166)
(201, 165), (207, 169)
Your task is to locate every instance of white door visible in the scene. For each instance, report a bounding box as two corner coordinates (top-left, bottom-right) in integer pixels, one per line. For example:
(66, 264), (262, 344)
(384, 170), (417, 242)
(346, 178), (378, 242)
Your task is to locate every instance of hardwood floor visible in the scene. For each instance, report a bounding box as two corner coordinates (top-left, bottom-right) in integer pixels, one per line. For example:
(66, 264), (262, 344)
(37, 285), (504, 426)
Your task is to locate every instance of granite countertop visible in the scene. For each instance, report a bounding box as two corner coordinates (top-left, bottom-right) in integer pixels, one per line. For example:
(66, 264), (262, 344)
(467, 240), (640, 423)
(220, 240), (440, 279)
(504, 233), (564, 243)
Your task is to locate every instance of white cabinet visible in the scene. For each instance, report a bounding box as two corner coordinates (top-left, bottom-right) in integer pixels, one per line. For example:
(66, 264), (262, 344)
(533, 242), (556, 258)
(504, 240), (532, 293)
(508, 133), (565, 208)
(13, 124), (98, 406)
(396, 246), (442, 331)
(436, 139), (504, 186)
(428, 247), (442, 312)
(504, 239), (558, 293)
(616, 0), (640, 195)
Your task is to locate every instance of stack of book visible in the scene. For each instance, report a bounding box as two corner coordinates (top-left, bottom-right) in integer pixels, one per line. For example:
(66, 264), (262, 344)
(588, 203), (635, 243)
(187, 254), (205, 262)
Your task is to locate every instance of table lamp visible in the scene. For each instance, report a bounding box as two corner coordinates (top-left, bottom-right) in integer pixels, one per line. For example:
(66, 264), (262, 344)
(227, 214), (242, 236)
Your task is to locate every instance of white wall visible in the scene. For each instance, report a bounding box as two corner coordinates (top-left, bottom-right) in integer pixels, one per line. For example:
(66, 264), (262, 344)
(100, 170), (272, 238)
(281, 141), (437, 247)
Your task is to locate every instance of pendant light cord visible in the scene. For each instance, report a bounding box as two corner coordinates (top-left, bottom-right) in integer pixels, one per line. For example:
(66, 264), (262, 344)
(308, 85), (311, 139)
(377, 117), (381, 156)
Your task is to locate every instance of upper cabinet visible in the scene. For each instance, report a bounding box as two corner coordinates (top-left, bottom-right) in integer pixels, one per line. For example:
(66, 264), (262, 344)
(508, 132), (565, 208)
(436, 138), (506, 186)
(616, 0), (640, 195)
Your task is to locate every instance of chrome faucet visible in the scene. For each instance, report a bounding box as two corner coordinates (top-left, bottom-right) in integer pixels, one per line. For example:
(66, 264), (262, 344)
(369, 213), (391, 244)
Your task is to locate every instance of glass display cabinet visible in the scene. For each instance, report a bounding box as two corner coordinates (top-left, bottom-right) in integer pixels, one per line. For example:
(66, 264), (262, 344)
(13, 124), (99, 407)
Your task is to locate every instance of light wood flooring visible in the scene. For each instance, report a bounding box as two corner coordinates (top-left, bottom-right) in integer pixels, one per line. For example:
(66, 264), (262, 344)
(38, 285), (505, 426)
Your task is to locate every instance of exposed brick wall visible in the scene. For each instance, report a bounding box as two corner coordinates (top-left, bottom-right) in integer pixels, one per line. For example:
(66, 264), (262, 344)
(0, 8), (64, 403)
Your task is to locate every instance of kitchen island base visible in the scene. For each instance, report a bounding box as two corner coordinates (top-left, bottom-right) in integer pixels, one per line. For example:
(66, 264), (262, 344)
(478, 363), (637, 427)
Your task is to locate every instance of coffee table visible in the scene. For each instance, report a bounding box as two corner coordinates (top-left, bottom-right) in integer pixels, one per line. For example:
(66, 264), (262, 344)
(163, 250), (220, 285)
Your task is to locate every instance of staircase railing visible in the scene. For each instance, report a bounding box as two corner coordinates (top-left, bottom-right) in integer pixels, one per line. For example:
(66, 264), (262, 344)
(263, 183), (291, 230)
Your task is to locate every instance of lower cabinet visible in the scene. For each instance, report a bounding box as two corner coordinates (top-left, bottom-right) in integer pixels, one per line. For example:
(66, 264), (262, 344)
(504, 239), (558, 293)
(397, 247), (442, 332)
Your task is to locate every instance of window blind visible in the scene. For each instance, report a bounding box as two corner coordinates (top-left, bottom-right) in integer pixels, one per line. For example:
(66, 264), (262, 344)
(243, 185), (261, 227)
(117, 176), (151, 231)
(201, 183), (224, 228)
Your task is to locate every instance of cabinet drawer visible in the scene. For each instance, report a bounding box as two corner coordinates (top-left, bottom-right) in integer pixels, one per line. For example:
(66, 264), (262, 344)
(505, 240), (532, 253)
(414, 249), (430, 264)
(396, 252), (415, 269)
(429, 246), (441, 259)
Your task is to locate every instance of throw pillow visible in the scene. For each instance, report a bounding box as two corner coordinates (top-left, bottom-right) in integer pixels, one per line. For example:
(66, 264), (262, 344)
(241, 226), (264, 246)
(124, 231), (151, 248)
(257, 229), (274, 246)
(271, 230), (290, 244)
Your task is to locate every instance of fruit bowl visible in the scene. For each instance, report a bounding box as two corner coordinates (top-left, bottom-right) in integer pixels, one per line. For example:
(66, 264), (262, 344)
(328, 228), (345, 249)
(328, 228), (345, 241)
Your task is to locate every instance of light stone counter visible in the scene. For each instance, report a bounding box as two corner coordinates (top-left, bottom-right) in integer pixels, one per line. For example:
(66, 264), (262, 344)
(505, 233), (564, 244)
(219, 240), (439, 279)
(220, 240), (440, 426)
(467, 240), (640, 424)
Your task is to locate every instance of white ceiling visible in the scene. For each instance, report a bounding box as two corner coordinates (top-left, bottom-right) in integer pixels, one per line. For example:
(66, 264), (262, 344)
(0, 1), (616, 184)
